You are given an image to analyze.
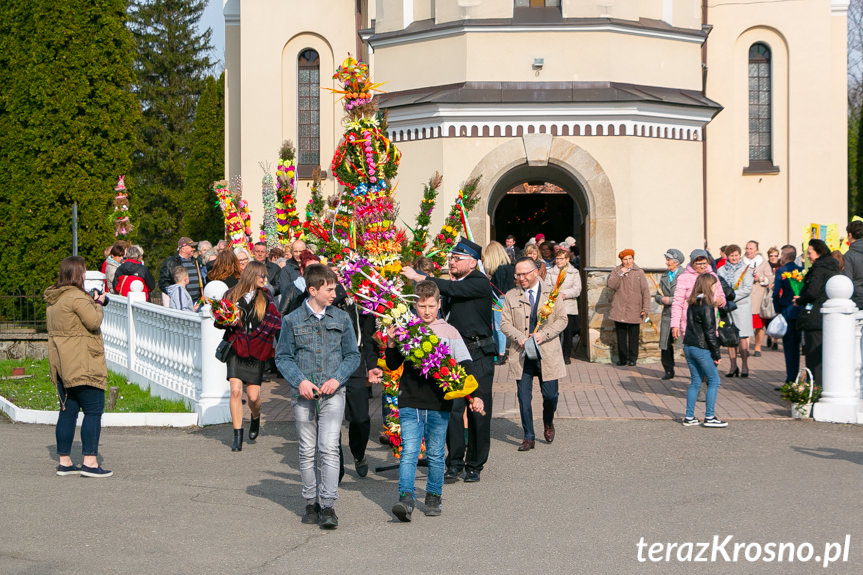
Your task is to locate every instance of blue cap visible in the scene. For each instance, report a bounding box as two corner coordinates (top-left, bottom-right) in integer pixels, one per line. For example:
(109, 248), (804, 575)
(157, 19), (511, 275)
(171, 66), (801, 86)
(451, 238), (481, 260)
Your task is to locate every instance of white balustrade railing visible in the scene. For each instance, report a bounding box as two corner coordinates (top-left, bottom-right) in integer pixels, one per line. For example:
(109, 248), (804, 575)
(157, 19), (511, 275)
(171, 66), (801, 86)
(101, 281), (231, 426)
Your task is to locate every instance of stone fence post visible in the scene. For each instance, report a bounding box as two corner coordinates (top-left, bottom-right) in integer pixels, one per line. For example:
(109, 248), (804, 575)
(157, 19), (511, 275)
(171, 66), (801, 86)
(814, 275), (861, 424)
(197, 281), (230, 426)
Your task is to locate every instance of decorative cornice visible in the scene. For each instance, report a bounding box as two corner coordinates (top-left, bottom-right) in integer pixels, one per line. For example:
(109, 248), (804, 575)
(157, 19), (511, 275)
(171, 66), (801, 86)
(367, 17), (707, 49)
(377, 81), (721, 141)
(831, 0), (850, 15)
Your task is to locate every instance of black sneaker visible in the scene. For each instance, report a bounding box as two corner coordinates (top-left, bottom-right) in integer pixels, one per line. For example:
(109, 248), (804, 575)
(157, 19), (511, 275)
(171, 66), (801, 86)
(424, 493), (442, 517)
(354, 458), (368, 478)
(80, 465), (113, 478)
(443, 467), (463, 484)
(56, 464), (81, 476)
(703, 416), (729, 428)
(319, 506), (339, 529)
(392, 493), (415, 522)
(301, 502), (321, 524)
(682, 417), (700, 427)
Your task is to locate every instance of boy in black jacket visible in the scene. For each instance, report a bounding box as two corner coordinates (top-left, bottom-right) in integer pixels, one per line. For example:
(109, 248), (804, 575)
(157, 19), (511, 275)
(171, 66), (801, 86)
(385, 281), (484, 521)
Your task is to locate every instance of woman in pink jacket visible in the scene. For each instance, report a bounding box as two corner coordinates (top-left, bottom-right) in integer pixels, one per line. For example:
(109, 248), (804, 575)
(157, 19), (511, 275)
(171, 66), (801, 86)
(670, 249), (727, 340)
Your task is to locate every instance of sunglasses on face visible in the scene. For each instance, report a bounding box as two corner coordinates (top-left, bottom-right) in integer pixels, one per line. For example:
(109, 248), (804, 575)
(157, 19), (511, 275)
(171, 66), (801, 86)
(257, 274), (267, 279)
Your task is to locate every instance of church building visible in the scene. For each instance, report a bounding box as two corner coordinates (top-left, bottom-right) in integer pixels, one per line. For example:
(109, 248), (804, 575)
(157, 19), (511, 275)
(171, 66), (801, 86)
(223, 0), (849, 360)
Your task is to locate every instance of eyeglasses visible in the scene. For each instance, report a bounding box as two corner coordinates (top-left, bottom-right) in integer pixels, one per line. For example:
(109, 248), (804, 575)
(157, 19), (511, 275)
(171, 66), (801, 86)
(448, 254), (470, 262)
(514, 270), (537, 278)
(238, 258), (249, 263)
(692, 261), (708, 266)
(257, 274), (267, 279)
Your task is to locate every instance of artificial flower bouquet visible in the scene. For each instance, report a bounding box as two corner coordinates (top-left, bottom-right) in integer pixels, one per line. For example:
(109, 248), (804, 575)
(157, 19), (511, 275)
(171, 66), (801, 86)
(208, 298), (239, 327)
(781, 269), (806, 296)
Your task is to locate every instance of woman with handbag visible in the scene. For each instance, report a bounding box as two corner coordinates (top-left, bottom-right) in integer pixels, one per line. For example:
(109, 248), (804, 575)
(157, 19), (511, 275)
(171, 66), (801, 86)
(793, 239), (839, 392)
(45, 256), (114, 477)
(220, 261), (281, 451)
(682, 274), (728, 427)
(717, 245), (753, 377)
(745, 242), (773, 356)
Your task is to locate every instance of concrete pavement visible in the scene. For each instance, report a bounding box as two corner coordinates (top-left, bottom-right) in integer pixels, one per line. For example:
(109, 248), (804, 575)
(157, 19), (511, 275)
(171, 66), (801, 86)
(2, 415), (862, 574)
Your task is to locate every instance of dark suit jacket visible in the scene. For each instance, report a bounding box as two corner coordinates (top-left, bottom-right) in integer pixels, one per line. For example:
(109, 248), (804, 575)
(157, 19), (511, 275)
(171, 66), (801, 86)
(427, 268), (494, 345)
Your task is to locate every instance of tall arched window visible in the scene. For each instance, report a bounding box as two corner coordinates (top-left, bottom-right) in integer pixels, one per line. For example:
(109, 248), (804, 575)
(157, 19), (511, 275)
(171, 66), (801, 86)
(746, 43), (777, 172)
(298, 49), (320, 176)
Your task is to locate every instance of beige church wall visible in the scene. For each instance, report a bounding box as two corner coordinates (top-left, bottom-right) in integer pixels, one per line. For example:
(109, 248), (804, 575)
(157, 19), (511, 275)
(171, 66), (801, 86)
(434, 0), (514, 24)
(234, 1), (357, 230)
(389, 135), (704, 269)
(373, 31), (702, 91)
(704, 3), (848, 253)
(389, 133), (703, 364)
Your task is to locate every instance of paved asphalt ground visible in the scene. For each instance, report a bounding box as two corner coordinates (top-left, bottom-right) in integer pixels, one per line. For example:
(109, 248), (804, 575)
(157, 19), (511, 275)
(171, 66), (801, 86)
(2, 416), (863, 574)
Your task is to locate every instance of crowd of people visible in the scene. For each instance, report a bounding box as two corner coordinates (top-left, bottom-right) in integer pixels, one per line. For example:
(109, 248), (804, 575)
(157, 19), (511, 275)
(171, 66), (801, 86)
(44, 221), (860, 526)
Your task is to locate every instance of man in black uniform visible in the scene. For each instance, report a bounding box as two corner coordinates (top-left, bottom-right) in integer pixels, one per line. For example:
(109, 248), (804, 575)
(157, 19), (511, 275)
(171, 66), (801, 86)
(402, 238), (495, 483)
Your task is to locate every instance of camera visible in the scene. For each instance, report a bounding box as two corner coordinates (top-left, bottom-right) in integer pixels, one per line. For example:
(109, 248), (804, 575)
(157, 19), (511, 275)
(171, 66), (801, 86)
(89, 288), (109, 306)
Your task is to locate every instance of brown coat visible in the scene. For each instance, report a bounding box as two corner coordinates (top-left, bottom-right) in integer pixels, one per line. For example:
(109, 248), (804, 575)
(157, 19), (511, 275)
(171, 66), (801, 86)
(44, 286), (108, 391)
(607, 264), (651, 324)
(500, 282), (569, 381)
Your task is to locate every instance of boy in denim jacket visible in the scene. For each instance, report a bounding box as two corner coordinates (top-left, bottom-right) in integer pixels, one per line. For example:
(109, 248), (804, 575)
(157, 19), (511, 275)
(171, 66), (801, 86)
(275, 264), (360, 529)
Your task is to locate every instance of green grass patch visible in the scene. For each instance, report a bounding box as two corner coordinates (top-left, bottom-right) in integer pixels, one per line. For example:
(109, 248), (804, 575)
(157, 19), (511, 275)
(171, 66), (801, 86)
(0, 358), (192, 413)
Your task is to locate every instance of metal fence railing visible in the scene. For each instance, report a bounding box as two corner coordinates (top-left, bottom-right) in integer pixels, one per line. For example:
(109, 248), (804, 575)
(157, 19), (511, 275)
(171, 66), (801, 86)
(0, 290), (47, 334)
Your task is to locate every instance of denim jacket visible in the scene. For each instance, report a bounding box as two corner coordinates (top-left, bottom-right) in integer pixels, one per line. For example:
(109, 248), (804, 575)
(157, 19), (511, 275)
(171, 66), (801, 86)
(275, 302), (361, 389)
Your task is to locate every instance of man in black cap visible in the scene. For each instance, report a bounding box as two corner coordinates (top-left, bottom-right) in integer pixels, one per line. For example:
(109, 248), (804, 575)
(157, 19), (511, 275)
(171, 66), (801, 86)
(402, 238), (495, 483)
(159, 237), (205, 305)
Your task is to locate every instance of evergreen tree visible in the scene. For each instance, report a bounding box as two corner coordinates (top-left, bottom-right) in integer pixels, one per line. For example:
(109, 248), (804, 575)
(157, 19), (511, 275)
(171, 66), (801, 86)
(129, 0), (213, 264)
(183, 72), (225, 242)
(0, 0), (138, 293)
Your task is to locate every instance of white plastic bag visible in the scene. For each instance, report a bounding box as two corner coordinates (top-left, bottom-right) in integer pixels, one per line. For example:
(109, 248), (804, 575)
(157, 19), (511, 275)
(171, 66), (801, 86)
(766, 314), (788, 338)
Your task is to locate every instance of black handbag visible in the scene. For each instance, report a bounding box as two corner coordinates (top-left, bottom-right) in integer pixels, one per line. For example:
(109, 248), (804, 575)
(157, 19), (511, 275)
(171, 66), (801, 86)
(717, 311), (740, 347)
(215, 339), (232, 363)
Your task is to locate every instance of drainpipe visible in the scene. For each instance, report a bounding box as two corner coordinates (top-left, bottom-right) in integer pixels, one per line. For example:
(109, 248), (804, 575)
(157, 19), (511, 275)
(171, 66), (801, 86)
(701, 0), (710, 250)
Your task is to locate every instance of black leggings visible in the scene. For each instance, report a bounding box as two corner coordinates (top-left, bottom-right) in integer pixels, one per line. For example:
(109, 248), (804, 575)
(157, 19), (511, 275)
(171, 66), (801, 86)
(615, 321), (640, 363)
(560, 314), (581, 358)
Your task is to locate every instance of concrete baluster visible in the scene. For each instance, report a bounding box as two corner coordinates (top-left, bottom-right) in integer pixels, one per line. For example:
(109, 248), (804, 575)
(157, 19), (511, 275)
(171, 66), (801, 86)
(815, 275), (861, 423)
(198, 281), (230, 426)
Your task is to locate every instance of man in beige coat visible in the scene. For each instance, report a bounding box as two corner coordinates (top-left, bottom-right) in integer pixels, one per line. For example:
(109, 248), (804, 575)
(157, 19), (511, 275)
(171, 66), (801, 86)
(500, 257), (569, 451)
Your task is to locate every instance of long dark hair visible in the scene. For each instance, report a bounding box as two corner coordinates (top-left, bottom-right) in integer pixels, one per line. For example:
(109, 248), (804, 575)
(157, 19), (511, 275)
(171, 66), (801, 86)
(209, 249), (241, 281)
(226, 260), (268, 322)
(52, 256), (87, 291)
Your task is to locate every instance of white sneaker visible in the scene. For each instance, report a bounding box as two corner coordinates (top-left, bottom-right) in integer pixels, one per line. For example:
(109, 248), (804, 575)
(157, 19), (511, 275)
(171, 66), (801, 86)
(682, 417), (700, 427)
(703, 416), (728, 428)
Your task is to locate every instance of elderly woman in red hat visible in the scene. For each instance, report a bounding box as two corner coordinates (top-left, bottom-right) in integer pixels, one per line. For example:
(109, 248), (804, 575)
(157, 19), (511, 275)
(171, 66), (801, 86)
(607, 249), (650, 366)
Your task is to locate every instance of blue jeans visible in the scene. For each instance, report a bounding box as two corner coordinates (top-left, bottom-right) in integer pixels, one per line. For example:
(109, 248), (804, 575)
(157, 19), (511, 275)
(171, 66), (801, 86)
(684, 346), (720, 419)
(516, 358), (559, 441)
(55, 383), (105, 456)
(292, 387), (345, 507)
(398, 407), (450, 497)
(492, 307), (505, 356)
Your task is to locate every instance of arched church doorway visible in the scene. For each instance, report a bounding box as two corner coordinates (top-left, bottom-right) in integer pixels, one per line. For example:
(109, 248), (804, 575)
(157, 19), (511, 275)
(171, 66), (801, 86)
(493, 182), (577, 249)
(488, 164), (590, 358)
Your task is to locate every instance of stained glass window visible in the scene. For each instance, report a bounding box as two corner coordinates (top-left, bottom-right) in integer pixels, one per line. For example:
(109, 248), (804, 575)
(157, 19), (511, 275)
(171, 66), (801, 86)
(298, 49), (320, 168)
